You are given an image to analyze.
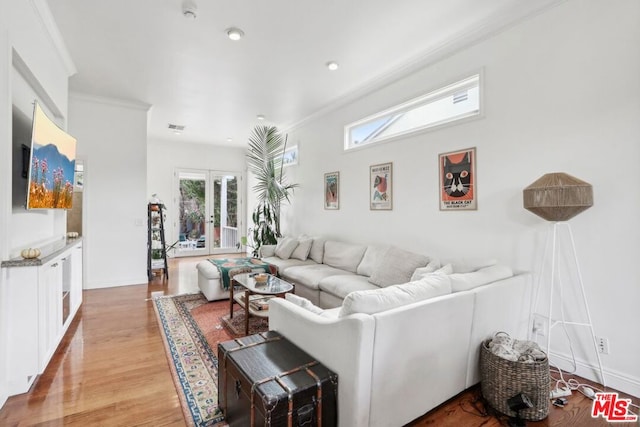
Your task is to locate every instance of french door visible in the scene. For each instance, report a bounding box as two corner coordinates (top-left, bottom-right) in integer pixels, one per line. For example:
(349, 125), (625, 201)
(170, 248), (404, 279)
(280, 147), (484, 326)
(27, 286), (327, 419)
(175, 169), (243, 257)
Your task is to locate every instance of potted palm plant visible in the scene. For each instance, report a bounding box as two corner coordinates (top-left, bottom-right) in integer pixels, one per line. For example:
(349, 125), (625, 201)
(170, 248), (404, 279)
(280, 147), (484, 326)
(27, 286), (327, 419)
(246, 125), (298, 257)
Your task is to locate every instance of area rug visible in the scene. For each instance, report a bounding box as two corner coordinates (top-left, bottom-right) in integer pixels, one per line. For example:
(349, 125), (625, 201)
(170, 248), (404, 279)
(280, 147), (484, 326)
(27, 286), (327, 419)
(153, 293), (269, 426)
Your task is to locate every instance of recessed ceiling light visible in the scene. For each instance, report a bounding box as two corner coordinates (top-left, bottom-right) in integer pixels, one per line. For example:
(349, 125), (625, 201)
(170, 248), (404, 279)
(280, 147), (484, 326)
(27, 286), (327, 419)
(326, 61), (339, 71)
(256, 114), (265, 120)
(226, 137), (233, 142)
(226, 27), (245, 41)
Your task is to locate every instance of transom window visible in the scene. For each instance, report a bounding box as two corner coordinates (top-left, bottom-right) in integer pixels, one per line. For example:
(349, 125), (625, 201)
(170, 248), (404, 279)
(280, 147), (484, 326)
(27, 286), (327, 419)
(344, 73), (481, 150)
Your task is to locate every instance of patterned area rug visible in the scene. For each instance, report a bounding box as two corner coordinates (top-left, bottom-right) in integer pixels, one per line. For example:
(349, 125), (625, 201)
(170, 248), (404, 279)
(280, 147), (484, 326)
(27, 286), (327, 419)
(153, 293), (269, 426)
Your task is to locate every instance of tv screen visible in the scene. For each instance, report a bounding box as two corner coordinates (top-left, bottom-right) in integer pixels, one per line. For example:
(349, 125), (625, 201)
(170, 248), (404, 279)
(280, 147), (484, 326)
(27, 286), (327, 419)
(26, 102), (77, 209)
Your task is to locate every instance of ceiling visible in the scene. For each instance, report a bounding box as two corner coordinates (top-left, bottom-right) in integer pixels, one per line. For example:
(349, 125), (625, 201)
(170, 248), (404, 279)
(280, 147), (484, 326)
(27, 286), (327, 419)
(46, 0), (563, 148)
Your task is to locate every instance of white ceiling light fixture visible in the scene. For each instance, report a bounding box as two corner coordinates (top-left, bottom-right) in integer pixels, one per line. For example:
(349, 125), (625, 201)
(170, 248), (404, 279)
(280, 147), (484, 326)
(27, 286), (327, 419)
(326, 61), (339, 71)
(226, 27), (245, 41)
(256, 114), (265, 120)
(182, 0), (197, 19)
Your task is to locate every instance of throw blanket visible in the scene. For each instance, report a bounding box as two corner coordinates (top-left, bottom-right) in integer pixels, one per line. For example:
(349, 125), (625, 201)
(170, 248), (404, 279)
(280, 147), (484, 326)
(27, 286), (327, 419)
(488, 332), (547, 363)
(208, 258), (277, 290)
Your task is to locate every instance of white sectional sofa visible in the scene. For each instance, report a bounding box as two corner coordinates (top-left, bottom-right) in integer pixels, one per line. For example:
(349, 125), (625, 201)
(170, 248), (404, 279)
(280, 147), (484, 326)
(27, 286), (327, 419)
(261, 236), (531, 427)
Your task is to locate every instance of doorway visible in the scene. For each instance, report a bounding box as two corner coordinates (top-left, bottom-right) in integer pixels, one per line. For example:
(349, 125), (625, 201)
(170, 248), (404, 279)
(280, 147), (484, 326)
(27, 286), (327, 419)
(174, 169), (243, 257)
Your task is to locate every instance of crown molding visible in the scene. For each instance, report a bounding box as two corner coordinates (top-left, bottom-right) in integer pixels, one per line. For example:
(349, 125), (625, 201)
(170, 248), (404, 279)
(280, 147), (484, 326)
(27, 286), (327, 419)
(70, 91), (152, 111)
(284, 0), (567, 134)
(30, 0), (77, 77)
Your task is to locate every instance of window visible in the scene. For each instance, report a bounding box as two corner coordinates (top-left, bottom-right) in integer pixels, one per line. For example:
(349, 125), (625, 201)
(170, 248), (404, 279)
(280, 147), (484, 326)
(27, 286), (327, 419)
(344, 73), (481, 150)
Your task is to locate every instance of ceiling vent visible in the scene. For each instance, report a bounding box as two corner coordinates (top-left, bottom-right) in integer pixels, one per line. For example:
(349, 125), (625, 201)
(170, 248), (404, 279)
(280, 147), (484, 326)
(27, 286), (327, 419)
(168, 123), (186, 133)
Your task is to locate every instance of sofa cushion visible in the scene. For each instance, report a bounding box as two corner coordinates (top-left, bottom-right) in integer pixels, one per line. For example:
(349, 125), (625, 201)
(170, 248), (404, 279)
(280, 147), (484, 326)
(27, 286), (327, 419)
(356, 245), (390, 277)
(444, 258), (498, 273)
(309, 238), (325, 264)
(261, 256), (316, 274)
(282, 264), (354, 290)
(275, 237), (299, 259)
(339, 273), (452, 317)
(410, 259), (441, 281)
(291, 237), (313, 261)
(319, 275), (380, 300)
(323, 241), (367, 273)
(368, 246), (429, 287)
(449, 264), (513, 292)
(285, 293), (324, 315)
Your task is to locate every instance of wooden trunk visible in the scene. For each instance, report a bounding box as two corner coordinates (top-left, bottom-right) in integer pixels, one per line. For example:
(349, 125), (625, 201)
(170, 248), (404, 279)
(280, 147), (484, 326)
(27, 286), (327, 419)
(218, 331), (338, 427)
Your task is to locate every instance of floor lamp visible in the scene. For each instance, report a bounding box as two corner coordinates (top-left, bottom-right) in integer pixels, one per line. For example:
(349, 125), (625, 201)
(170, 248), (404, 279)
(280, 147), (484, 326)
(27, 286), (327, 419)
(523, 172), (606, 387)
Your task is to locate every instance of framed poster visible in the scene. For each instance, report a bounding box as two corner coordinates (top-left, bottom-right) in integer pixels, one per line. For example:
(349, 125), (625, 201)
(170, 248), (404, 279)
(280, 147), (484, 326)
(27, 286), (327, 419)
(439, 147), (476, 211)
(370, 162), (392, 210)
(282, 145), (298, 167)
(324, 172), (339, 210)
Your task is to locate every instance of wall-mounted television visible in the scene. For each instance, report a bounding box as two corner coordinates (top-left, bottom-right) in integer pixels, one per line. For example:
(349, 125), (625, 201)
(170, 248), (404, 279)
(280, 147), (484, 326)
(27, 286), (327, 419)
(26, 102), (77, 209)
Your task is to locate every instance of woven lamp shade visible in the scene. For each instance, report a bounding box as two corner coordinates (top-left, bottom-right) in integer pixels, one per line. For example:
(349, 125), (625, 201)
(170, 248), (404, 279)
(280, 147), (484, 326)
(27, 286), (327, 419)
(523, 172), (593, 221)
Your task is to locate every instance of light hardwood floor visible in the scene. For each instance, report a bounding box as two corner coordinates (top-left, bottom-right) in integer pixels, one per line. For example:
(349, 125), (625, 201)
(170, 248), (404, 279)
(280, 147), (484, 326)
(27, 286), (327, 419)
(0, 255), (637, 426)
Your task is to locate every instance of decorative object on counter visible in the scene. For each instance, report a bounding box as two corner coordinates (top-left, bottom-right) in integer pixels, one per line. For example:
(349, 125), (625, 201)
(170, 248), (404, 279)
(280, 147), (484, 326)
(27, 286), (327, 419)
(20, 248), (41, 259)
(66, 231), (79, 239)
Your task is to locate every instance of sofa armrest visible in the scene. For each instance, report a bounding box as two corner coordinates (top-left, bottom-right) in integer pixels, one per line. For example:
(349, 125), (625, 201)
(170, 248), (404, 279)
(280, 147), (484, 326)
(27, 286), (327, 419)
(269, 298), (375, 427)
(259, 244), (276, 258)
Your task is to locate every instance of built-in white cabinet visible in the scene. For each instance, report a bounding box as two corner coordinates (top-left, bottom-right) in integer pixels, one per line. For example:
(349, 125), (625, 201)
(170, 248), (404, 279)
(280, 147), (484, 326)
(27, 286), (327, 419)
(1, 239), (83, 396)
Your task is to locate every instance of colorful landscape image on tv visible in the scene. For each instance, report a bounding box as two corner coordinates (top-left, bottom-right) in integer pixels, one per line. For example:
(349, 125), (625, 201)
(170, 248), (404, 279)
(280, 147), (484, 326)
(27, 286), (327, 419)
(26, 102), (77, 209)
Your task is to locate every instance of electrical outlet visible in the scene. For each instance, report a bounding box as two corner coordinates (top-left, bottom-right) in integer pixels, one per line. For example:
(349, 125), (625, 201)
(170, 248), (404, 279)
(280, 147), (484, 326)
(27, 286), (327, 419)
(532, 315), (546, 336)
(597, 337), (610, 354)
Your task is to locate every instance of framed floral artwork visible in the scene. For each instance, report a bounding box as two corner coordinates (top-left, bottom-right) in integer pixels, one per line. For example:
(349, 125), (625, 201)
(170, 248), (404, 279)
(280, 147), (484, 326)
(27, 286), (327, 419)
(439, 147), (476, 210)
(370, 162), (392, 210)
(324, 172), (339, 210)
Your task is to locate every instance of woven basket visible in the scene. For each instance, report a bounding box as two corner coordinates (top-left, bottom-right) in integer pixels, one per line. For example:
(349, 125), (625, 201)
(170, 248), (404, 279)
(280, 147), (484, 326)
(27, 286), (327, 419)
(479, 339), (550, 421)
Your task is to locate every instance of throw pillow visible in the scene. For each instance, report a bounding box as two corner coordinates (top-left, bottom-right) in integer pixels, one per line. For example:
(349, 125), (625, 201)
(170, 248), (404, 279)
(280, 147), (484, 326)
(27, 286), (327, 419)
(368, 246), (429, 287)
(339, 272), (452, 317)
(410, 258), (442, 281)
(449, 264), (514, 292)
(275, 237), (299, 260)
(356, 245), (390, 277)
(309, 238), (326, 264)
(260, 245), (276, 258)
(291, 237), (313, 261)
(285, 293), (324, 315)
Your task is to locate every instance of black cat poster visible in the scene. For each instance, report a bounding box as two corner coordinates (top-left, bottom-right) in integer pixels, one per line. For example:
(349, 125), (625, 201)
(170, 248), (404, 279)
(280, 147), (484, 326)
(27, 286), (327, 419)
(439, 147), (476, 210)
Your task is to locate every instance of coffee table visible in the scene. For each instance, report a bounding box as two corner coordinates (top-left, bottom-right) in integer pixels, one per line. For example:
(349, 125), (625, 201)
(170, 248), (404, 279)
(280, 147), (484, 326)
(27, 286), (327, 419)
(230, 273), (294, 336)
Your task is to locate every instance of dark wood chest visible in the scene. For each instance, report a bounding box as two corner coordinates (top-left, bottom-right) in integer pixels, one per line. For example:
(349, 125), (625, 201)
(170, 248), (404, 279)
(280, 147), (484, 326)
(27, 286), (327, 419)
(218, 331), (338, 426)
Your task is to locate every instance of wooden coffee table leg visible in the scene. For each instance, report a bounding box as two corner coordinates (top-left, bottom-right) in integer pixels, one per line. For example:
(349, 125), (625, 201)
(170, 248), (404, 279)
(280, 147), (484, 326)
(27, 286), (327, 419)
(245, 290), (251, 336)
(229, 280), (235, 319)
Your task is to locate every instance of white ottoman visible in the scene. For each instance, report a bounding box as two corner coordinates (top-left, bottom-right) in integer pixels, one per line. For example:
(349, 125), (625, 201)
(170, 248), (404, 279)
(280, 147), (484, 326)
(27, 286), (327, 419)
(196, 261), (230, 301)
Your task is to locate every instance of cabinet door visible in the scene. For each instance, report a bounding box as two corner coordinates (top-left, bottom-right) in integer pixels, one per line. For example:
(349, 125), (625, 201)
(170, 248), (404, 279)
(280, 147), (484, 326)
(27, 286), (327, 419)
(38, 260), (63, 373)
(70, 243), (83, 315)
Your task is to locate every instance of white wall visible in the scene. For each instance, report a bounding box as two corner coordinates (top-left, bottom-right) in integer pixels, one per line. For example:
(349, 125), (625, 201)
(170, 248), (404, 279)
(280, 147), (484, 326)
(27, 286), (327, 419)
(147, 138), (246, 246)
(69, 94), (149, 289)
(283, 0), (640, 396)
(5, 0), (74, 257)
(0, 0), (75, 409)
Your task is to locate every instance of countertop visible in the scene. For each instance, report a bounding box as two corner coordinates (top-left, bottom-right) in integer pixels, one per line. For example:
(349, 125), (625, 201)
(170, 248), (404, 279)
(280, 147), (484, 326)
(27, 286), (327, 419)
(1, 237), (83, 268)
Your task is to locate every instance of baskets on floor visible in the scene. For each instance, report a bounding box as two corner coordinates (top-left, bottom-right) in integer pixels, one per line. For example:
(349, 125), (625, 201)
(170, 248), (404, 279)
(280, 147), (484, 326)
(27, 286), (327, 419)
(479, 338), (550, 421)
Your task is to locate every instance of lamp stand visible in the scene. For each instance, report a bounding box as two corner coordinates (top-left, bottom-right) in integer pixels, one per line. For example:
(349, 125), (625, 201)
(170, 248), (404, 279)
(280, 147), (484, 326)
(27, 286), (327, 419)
(531, 222), (606, 387)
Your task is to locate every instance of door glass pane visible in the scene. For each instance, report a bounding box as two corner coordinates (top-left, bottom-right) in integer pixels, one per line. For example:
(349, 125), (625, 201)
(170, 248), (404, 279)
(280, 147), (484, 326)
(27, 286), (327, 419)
(178, 172), (206, 254)
(212, 175), (238, 251)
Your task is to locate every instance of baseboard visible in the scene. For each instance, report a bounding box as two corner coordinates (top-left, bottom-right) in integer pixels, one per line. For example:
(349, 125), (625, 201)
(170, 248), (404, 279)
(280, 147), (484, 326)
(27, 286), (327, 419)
(550, 351), (640, 399)
(84, 276), (149, 289)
